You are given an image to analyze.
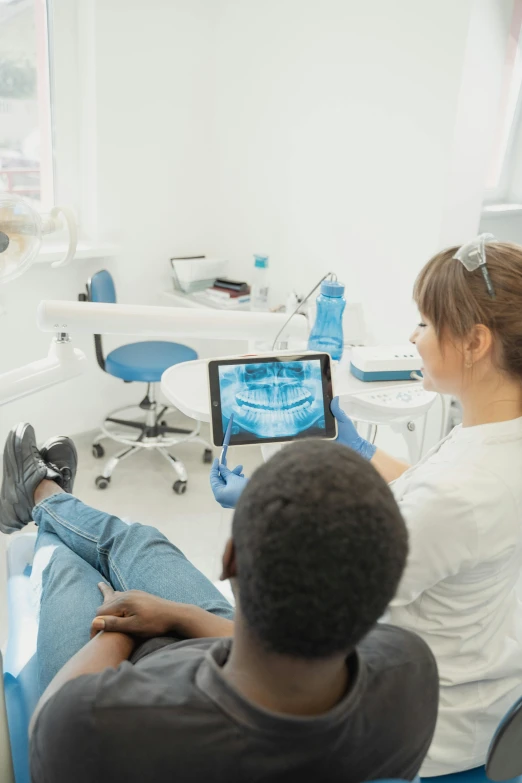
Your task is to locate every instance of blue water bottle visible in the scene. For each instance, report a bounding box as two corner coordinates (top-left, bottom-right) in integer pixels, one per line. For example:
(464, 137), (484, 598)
(307, 280), (346, 361)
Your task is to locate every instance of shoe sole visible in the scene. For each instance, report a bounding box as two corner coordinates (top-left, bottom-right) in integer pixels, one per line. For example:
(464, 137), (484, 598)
(40, 435), (78, 494)
(1, 423), (42, 532)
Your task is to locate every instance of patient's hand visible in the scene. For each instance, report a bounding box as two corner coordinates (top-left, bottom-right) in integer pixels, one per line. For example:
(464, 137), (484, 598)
(91, 583), (234, 640)
(91, 583), (188, 639)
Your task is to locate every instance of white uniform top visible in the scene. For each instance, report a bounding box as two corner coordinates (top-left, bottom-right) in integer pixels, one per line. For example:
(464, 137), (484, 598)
(389, 417), (522, 776)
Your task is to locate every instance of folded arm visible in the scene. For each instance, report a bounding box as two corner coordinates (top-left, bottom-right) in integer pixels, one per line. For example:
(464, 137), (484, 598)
(91, 584), (235, 639)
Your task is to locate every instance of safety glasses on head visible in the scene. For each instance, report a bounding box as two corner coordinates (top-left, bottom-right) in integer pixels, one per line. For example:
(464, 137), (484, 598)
(453, 233), (496, 298)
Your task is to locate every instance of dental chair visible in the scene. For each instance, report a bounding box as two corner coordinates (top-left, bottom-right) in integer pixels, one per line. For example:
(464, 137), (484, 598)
(80, 270), (213, 494)
(1, 533), (39, 783)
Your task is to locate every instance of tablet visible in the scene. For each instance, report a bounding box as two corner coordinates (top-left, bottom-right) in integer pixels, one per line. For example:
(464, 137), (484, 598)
(208, 352), (337, 447)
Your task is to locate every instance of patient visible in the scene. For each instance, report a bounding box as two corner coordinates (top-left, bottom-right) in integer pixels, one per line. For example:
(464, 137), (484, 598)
(0, 424), (438, 783)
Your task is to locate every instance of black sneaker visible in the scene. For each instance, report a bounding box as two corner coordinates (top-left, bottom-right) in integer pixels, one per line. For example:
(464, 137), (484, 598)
(0, 423), (62, 534)
(40, 436), (78, 495)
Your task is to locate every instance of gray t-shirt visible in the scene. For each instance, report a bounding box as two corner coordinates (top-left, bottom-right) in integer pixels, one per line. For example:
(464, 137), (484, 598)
(30, 624), (438, 783)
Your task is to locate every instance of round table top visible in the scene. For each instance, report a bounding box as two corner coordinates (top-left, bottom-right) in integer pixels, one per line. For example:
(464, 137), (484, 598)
(161, 352), (426, 423)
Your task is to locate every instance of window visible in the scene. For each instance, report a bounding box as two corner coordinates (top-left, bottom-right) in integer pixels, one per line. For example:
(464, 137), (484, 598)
(0, 0), (53, 209)
(485, 0), (522, 199)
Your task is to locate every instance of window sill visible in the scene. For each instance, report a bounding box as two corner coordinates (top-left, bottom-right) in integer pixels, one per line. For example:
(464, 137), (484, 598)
(481, 204), (522, 217)
(36, 242), (120, 263)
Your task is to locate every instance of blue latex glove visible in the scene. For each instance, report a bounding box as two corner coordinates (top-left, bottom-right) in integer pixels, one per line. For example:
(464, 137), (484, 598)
(210, 458), (248, 509)
(330, 396), (377, 461)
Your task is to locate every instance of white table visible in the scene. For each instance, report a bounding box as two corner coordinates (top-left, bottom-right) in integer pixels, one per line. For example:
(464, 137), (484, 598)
(161, 352), (435, 462)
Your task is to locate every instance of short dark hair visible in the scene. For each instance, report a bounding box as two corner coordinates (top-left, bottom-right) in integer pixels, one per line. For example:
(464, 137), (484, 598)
(232, 440), (408, 659)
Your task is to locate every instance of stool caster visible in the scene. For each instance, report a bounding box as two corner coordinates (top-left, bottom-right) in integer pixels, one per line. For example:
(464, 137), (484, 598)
(203, 449), (213, 464)
(173, 480), (187, 495)
(92, 444), (105, 459)
(95, 475), (111, 490)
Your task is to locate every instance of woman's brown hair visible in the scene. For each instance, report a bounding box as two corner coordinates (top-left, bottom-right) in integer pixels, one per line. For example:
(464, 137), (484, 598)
(414, 241), (522, 379)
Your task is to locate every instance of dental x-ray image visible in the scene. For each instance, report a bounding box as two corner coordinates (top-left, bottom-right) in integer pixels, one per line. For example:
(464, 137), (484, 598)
(218, 359), (327, 442)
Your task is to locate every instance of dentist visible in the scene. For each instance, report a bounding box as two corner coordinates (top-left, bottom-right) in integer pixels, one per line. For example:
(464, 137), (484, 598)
(210, 236), (522, 776)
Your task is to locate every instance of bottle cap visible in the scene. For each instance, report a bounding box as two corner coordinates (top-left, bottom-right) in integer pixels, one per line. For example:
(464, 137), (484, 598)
(254, 255), (269, 269)
(321, 280), (345, 297)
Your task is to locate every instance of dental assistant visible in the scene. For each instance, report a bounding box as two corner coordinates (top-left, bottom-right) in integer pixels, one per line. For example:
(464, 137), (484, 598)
(210, 236), (522, 777)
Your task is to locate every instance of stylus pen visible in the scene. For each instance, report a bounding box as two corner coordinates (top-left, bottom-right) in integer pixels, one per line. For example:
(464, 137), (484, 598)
(220, 413), (234, 468)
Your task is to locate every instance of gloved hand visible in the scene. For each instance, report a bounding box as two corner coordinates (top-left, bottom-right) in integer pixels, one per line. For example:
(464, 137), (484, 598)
(330, 396), (377, 461)
(210, 458), (248, 509)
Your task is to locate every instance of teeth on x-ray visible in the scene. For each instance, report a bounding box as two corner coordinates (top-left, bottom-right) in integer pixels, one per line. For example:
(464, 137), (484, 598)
(219, 360), (325, 439)
(236, 384), (313, 412)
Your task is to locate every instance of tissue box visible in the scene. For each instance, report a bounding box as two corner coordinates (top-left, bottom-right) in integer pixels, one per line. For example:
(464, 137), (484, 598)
(170, 256), (228, 294)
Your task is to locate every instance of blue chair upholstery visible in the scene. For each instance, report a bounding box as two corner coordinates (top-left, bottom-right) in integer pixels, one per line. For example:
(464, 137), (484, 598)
(422, 769), (521, 783)
(422, 769), (492, 783)
(3, 533), (39, 783)
(89, 268), (117, 304)
(87, 270), (198, 381)
(105, 341), (197, 382)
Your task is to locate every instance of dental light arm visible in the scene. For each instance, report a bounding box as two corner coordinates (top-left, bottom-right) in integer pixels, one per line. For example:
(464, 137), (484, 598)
(36, 300), (309, 342)
(0, 299), (307, 408)
(0, 338), (87, 407)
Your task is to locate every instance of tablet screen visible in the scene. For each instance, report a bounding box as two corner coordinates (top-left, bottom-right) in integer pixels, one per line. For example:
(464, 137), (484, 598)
(209, 353), (336, 446)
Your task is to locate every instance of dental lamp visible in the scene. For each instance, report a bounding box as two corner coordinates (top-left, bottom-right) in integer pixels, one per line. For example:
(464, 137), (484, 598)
(0, 194), (77, 281)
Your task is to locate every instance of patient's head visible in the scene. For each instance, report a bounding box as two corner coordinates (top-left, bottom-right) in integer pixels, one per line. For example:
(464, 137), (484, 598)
(224, 440), (408, 659)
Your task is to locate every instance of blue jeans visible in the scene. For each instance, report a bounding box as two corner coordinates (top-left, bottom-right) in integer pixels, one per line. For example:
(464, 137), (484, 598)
(33, 493), (234, 693)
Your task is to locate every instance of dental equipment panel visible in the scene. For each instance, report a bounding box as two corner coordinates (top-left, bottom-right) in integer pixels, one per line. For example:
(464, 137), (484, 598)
(350, 345), (422, 382)
(340, 384), (436, 425)
(208, 353), (337, 447)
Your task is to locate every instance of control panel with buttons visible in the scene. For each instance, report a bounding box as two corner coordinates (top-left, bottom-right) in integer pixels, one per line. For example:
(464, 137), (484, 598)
(340, 384), (437, 423)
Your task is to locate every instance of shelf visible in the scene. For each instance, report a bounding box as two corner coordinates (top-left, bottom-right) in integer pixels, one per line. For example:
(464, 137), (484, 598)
(36, 242), (120, 263)
(481, 204), (522, 217)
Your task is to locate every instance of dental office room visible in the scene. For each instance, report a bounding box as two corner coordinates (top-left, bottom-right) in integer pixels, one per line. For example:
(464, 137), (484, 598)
(2, 0), (522, 781)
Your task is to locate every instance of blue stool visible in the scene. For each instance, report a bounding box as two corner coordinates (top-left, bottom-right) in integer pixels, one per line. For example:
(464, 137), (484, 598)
(80, 270), (213, 494)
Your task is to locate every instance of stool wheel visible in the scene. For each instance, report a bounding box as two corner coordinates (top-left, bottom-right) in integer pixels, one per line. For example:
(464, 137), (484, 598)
(203, 449), (213, 464)
(95, 475), (111, 490)
(173, 480), (187, 495)
(92, 443), (105, 459)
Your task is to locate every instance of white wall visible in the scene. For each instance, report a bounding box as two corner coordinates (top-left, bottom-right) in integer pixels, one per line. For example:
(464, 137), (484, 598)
(206, 0), (511, 345)
(511, 120), (522, 201)
(439, 0), (515, 245)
